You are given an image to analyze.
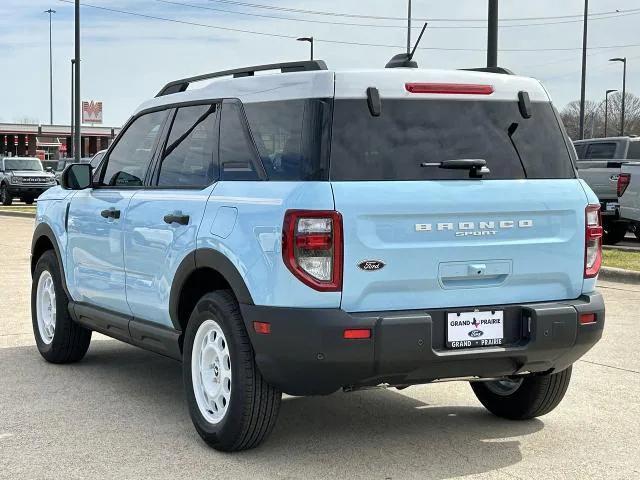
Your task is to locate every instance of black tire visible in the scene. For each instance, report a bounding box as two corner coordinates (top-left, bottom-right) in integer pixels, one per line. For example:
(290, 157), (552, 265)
(23, 198), (34, 205)
(183, 290), (281, 452)
(1, 184), (12, 206)
(470, 367), (572, 420)
(603, 221), (628, 245)
(31, 250), (92, 363)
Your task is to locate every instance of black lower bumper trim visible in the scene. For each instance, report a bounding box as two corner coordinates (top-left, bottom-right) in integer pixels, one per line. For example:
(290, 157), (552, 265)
(240, 293), (605, 396)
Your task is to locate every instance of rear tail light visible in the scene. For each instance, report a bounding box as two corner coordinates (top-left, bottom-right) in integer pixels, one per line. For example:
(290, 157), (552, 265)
(585, 204), (603, 279)
(282, 210), (343, 292)
(618, 173), (631, 197)
(405, 83), (494, 95)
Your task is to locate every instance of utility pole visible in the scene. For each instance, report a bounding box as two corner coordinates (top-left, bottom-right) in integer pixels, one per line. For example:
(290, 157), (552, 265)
(74, 0), (81, 161)
(604, 89), (617, 137)
(407, 0), (412, 55)
(487, 0), (498, 68)
(44, 9), (56, 125)
(610, 57), (627, 136)
(579, 0), (589, 140)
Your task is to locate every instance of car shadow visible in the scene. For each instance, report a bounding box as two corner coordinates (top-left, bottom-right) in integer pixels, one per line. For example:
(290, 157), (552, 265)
(2, 341), (544, 479)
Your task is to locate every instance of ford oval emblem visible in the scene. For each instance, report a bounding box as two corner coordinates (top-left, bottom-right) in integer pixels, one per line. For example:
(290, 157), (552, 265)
(358, 260), (385, 271)
(468, 330), (484, 338)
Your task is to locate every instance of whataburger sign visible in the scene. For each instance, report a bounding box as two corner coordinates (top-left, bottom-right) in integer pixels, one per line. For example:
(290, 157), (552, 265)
(82, 101), (103, 124)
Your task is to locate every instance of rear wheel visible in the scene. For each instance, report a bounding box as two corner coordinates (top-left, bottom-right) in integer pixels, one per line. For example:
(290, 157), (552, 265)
(23, 198), (34, 205)
(183, 291), (281, 451)
(31, 250), (92, 363)
(1, 184), (12, 206)
(603, 220), (628, 245)
(470, 367), (572, 419)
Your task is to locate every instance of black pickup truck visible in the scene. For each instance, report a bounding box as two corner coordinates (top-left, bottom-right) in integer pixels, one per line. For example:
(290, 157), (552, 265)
(0, 157), (57, 205)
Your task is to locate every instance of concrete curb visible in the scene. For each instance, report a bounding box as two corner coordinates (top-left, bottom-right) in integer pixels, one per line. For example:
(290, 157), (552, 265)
(0, 211), (35, 219)
(603, 245), (640, 253)
(600, 266), (640, 285)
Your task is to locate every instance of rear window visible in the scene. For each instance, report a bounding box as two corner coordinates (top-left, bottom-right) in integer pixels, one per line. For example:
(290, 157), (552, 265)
(244, 99), (330, 181)
(627, 141), (640, 160)
(330, 99), (575, 181)
(584, 142), (617, 160)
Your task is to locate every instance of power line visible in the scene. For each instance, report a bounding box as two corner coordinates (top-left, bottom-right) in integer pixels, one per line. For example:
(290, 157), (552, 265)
(57, 0), (640, 53)
(157, 0), (640, 30)
(203, 0), (640, 23)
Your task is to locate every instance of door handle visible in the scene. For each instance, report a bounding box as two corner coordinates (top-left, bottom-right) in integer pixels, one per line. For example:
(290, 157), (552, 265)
(163, 213), (190, 225)
(101, 208), (121, 219)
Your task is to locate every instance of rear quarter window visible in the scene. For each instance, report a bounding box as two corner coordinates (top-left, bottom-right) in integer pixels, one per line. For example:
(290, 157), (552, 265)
(627, 141), (640, 160)
(330, 99), (575, 181)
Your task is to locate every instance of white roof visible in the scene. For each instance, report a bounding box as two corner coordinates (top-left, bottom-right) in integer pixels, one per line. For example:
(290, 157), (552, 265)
(135, 68), (550, 114)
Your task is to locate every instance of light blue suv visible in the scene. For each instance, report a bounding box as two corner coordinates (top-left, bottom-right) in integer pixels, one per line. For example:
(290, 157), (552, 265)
(31, 61), (605, 451)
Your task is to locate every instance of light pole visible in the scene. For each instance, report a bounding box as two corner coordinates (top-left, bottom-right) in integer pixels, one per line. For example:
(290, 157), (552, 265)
(70, 59), (75, 158)
(44, 9), (56, 125)
(604, 89), (617, 137)
(610, 57), (627, 136)
(74, 0), (81, 162)
(579, 0), (589, 140)
(487, 0), (498, 68)
(297, 37), (313, 61)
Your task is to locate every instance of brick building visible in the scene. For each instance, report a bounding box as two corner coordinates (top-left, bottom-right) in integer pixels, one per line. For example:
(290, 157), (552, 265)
(0, 123), (121, 159)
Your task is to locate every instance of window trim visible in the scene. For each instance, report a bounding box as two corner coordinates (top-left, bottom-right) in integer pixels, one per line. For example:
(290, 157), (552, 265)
(219, 98), (268, 181)
(149, 101), (222, 190)
(96, 108), (172, 190)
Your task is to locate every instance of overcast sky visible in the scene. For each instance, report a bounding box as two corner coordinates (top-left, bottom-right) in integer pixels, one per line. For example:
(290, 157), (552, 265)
(1, 0), (639, 126)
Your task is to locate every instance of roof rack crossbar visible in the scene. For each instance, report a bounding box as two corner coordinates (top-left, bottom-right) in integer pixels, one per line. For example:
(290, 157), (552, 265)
(460, 67), (515, 75)
(156, 60), (328, 97)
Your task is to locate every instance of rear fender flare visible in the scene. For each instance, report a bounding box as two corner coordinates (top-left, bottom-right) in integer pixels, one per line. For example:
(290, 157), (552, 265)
(169, 248), (254, 331)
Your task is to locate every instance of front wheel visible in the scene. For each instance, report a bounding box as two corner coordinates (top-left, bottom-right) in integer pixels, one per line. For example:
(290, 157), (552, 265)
(183, 291), (281, 451)
(31, 250), (92, 363)
(1, 184), (12, 206)
(470, 367), (572, 420)
(23, 198), (34, 205)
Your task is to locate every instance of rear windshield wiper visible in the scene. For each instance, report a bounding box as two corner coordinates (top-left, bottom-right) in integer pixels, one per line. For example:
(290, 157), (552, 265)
(421, 159), (490, 178)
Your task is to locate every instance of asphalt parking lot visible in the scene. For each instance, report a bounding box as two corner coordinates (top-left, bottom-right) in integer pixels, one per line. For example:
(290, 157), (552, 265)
(1, 215), (639, 480)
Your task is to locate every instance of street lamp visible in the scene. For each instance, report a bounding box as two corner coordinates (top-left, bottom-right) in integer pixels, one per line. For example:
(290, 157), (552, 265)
(604, 89), (617, 137)
(579, 0), (589, 140)
(297, 37), (313, 61)
(609, 57), (627, 136)
(70, 59), (76, 158)
(44, 9), (56, 125)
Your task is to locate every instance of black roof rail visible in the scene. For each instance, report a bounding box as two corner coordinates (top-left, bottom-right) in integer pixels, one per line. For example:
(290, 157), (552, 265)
(156, 60), (328, 97)
(460, 67), (515, 75)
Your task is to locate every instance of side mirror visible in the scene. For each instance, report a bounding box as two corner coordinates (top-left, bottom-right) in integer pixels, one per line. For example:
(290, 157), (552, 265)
(60, 163), (92, 190)
(45, 166), (54, 173)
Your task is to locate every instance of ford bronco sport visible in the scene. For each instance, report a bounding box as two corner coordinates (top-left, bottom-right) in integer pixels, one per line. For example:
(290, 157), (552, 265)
(31, 60), (605, 451)
(1, 157), (56, 205)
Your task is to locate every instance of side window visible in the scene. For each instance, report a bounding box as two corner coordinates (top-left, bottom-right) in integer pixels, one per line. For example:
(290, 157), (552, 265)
(101, 110), (168, 187)
(574, 144), (586, 159)
(219, 100), (261, 181)
(584, 142), (617, 160)
(627, 141), (640, 160)
(157, 104), (218, 187)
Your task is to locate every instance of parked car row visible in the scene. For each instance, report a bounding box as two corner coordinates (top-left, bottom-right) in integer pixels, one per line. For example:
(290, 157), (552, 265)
(0, 152), (105, 205)
(575, 136), (640, 244)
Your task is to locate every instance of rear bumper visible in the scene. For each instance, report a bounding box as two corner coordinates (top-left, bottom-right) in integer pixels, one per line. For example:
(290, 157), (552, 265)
(241, 292), (605, 396)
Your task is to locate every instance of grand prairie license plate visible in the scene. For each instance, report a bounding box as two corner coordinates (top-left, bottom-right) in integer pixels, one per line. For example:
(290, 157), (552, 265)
(447, 310), (504, 349)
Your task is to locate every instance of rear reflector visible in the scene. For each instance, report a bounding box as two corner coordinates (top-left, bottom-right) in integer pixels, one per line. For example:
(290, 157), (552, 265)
(253, 321), (271, 335)
(618, 173), (631, 197)
(579, 313), (597, 325)
(343, 329), (371, 340)
(405, 83), (494, 95)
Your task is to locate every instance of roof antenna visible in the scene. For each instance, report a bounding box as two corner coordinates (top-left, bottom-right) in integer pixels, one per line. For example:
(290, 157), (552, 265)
(386, 22), (428, 69)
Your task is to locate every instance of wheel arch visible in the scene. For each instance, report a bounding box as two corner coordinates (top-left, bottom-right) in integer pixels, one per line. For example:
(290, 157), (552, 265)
(170, 249), (254, 333)
(31, 223), (72, 299)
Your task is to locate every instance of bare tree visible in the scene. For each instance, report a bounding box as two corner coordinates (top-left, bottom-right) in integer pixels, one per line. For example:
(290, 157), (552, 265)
(560, 92), (640, 140)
